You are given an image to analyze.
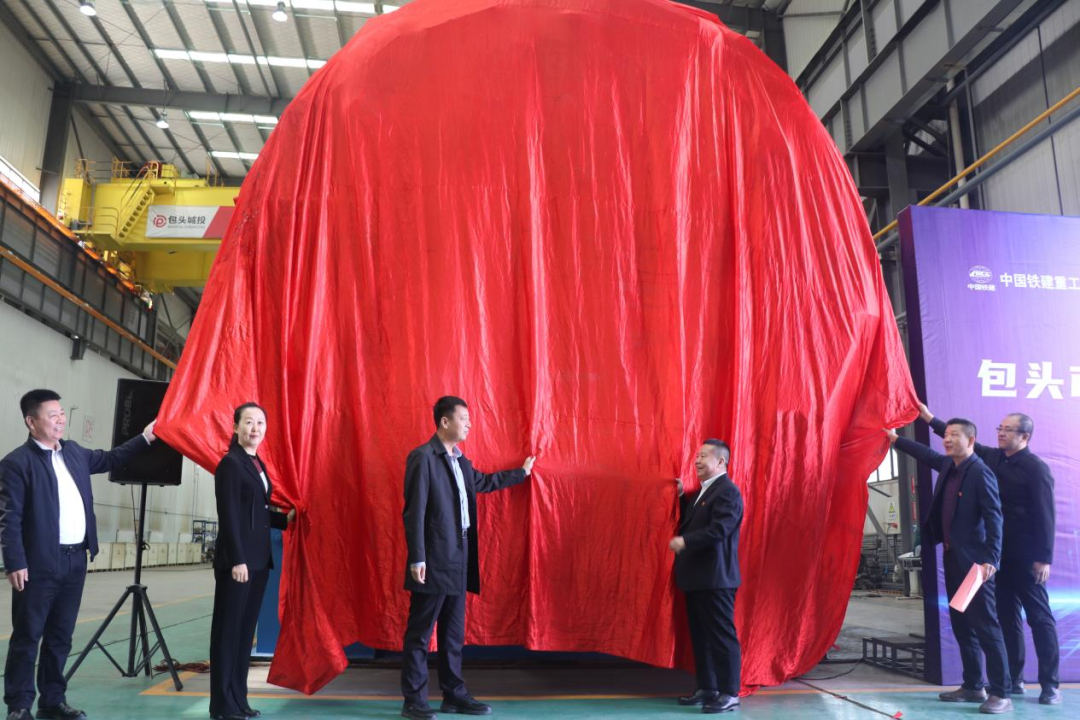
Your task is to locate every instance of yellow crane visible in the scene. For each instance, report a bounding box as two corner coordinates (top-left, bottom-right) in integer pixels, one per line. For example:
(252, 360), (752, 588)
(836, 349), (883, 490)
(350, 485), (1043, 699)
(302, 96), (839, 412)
(58, 160), (237, 290)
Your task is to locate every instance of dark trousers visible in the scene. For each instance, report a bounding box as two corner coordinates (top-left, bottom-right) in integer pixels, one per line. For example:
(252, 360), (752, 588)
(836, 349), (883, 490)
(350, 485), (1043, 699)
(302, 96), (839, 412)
(210, 566), (269, 716)
(3, 546), (87, 712)
(996, 560), (1060, 689)
(944, 551), (1010, 698)
(685, 588), (740, 697)
(401, 591), (468, 705)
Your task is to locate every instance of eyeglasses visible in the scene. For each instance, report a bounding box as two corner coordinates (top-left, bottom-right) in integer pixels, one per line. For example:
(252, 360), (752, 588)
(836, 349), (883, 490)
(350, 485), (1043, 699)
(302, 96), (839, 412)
(996, 426), (1023, 434)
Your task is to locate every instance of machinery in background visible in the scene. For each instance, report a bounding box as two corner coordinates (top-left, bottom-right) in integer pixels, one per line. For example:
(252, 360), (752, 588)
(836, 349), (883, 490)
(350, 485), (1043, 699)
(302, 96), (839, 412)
(57, 160), (236, 291)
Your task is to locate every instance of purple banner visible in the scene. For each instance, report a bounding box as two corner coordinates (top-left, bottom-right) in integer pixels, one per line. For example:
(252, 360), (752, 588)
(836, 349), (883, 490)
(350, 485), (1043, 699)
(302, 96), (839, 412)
(900, 205), (1080, 685)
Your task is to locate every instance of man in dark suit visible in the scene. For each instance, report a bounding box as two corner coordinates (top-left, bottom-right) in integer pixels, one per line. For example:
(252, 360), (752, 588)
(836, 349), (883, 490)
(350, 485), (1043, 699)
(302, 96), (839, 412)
(670, 439), (743, 714)
(0, 389), (156, 720)
(918, 405), (1060, 705)
(400, 396), (535, 720)
(887, 418), (1012, 714)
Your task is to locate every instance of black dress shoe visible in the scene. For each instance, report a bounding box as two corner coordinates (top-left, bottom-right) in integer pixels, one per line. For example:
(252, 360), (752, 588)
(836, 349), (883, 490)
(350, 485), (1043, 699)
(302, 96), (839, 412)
(240, 708), (261, 718)
(209, 714), (248, 720)
(401, 703), (438, 720)
(703, 694), (740, 714)
(440, 695), (492, 716)
(35, 704), (86, 720)
(678, 690), (720, 707)
(1011, 681), (1025, 695)
(1039, 687), (1062, 705)
(8, 709), (32, 720)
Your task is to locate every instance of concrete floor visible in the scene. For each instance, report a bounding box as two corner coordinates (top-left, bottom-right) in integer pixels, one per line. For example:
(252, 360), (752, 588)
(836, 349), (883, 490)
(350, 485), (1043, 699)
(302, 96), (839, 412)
(0, 566), (1074, 719)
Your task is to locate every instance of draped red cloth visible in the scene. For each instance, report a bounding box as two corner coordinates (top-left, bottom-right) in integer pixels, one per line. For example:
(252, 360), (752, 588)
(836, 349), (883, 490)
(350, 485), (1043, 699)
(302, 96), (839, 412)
(156, 0), (918, 695)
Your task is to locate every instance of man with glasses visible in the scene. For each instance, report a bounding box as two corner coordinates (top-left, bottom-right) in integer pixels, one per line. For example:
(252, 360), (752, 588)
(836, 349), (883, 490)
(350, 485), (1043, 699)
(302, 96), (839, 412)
(918, 405), (1060, 706)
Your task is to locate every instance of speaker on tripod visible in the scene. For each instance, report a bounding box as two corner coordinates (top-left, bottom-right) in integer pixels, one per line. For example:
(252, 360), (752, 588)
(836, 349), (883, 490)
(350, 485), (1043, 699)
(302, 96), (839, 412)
(65, 380), (185, 691)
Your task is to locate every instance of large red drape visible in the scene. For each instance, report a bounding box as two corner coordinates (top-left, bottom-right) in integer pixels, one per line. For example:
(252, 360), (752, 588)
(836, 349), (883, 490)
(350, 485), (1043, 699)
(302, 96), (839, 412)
(156, 0), (918, 695)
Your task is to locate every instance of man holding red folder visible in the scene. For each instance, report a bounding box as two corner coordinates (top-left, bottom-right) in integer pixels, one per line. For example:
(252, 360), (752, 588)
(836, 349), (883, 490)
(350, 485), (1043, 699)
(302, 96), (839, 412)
(886, 419), (1011, 714)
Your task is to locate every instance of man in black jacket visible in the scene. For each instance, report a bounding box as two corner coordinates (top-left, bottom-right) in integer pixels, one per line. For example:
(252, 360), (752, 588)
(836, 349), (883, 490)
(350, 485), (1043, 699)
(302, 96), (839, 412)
(919, 404), (1061, 705)
(887, 419), (1011, 714)
(670, 439), (743, 714)
(0, 389), (155, 720)
(400, 396), (535, 720)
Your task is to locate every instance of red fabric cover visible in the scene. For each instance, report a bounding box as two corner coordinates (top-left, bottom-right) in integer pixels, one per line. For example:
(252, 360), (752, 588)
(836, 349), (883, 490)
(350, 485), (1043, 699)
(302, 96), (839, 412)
(156, 0), (918, 695)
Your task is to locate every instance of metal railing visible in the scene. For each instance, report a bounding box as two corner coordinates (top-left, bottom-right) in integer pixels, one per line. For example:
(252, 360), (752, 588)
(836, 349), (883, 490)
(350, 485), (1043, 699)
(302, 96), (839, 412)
(0, 174), (177, 377)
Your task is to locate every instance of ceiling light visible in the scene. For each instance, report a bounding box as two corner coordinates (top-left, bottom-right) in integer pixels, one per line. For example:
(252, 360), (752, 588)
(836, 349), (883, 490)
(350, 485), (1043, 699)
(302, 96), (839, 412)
(205, 0), (377, 14)
(211, 151), (260, 161)
(155, 48), (327, 70)
(79, 1), (97, 17)
(154, 49), (191, 61)
(188, 51), (230, 64)
(187, 111), (280, 126)
(156, 111), (170, 130)
(272, 2), (288, 22)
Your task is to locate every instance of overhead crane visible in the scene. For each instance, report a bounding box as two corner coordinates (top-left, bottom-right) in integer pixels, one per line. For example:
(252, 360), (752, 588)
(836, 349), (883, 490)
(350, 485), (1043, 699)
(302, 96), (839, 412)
(57, 160), (236, 291)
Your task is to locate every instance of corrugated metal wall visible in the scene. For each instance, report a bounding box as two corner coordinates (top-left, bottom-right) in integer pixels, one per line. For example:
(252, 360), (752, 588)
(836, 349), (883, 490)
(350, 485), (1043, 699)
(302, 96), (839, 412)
(782, 0), (847, 80)
(973, 0), (1080, 215)
(0, 17), (52, 188)
(0, 300), (213, 542)
(63, 112), (117, 179)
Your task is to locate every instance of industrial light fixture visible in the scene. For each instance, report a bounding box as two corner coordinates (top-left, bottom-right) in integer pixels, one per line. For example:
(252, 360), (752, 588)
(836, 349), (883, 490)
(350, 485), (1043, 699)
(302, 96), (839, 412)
(211, 150), (260, 161)
(272, 2), (288, 22)
(79, 0), (97, 17)
(154, 48), (327, 69)
(156, 111), (170, 130)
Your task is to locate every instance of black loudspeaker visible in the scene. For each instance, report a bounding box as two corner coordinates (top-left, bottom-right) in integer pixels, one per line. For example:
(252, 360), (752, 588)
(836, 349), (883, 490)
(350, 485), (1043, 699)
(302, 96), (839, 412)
(109, 379), (183, 486)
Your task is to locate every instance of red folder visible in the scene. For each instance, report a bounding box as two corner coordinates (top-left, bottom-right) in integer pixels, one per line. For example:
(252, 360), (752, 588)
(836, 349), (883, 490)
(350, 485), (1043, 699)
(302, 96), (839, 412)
(949, 563), (986, 613)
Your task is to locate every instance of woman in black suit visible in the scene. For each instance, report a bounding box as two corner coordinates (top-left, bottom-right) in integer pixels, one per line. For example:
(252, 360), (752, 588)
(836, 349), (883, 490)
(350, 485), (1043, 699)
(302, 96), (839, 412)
(210, 402), (295, 720)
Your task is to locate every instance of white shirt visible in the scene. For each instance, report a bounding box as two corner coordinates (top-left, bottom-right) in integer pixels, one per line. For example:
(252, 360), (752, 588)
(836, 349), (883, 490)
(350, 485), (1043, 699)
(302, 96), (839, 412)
(446, 446), (471, 532)
(34, 439), (86, 545)
(695, 473), (724, 506)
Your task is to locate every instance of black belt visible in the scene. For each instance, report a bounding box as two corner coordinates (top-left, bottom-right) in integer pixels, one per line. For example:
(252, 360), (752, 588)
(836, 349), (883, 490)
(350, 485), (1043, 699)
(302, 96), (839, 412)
(60, 543), (86, 554)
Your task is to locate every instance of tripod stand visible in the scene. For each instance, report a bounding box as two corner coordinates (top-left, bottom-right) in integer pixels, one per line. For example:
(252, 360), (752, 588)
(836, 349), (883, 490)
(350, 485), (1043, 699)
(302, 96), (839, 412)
(65, 483), (184, 690)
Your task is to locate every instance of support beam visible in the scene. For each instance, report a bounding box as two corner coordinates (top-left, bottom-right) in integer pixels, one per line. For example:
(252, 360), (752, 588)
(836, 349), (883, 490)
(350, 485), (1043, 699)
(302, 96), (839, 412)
(40, 85), (74, 213)
(847, 150), (948, 199)
(63, 83), (290, 117)
(800, 0), (1027, 154)
(885, 132), (913, 220)
(674, 0), (770, 32)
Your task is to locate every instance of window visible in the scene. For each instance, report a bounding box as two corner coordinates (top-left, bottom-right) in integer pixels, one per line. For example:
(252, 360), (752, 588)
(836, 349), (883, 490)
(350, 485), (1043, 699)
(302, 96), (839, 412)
(868, 448), (898, 484)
